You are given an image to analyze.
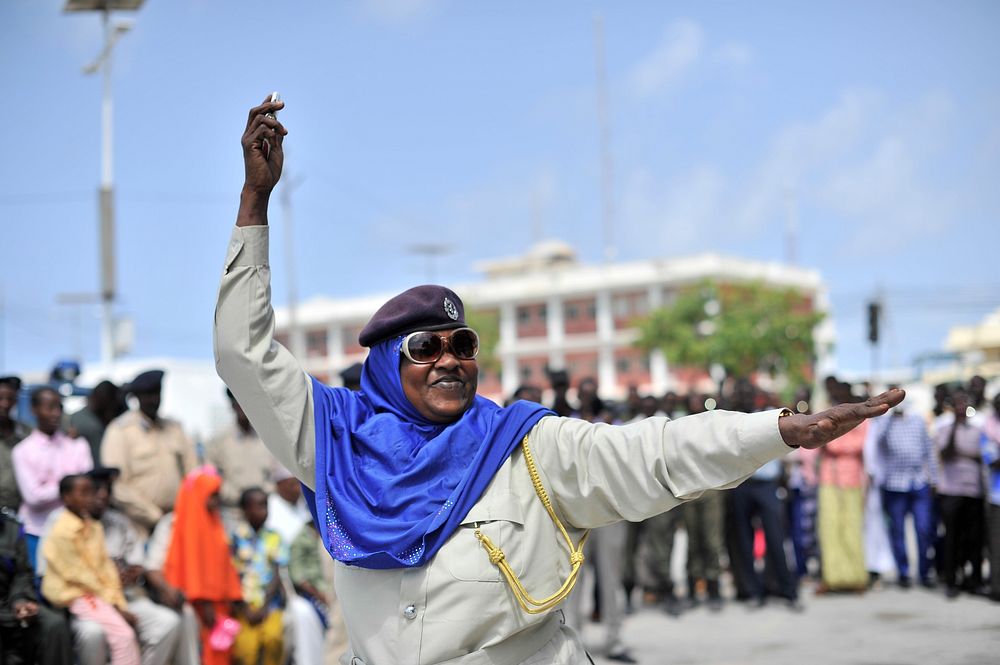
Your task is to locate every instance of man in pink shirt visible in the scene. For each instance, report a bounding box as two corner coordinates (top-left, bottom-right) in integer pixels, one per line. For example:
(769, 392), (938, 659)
(11, 387), (93, 566)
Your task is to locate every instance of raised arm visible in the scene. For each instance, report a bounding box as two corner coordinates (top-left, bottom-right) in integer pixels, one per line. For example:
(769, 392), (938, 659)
(214, 95), (316, 487)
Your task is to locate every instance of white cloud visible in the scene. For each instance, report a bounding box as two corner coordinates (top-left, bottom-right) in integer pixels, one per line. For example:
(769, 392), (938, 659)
(628, 19), (705, 98)
(617, 89), (962, 258)
(820, 137), (942, 236)
(733, 91), (877, 231)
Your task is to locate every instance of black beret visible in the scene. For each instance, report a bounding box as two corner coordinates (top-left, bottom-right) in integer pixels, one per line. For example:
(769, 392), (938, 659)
(87, 466), (121, 482)
(128, 370), (164, 394)
(359, 285), (466, 347)
(339, 362), (364, 385)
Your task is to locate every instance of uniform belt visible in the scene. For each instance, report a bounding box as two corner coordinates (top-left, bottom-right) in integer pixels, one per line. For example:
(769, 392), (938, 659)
(345, 612), (564, 665)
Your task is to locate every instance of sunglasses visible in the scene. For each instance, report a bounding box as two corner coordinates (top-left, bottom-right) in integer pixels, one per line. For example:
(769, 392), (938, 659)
(401, 328), (480, 364)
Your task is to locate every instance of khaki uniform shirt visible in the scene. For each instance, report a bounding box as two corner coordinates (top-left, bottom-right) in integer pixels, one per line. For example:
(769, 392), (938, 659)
(214, 225), (792, 665)
(206, 425), (276, 509)
(101, 410), (197, 532)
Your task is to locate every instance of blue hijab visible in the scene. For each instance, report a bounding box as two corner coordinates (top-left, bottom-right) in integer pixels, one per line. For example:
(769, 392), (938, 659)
(303, 335), (551, 569)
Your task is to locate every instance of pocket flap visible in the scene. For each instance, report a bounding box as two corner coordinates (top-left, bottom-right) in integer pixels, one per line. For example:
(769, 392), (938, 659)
(458, 491), (524, 526)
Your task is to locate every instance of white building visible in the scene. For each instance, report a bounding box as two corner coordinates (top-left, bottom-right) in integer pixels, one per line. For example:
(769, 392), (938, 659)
(920, 306), (1000, 388)
(946, 307), (1000, 376)
(275, 242), (832, 401)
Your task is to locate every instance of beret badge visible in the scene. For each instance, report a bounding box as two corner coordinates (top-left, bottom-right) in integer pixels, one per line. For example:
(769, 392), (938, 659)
(443, 297), (459, 321)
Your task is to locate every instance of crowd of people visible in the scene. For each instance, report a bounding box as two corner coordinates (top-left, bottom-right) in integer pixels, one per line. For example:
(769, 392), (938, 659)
(0, 370), (346, 665)
(0, 366), (997, 664)
(505, 371), (1000, 662)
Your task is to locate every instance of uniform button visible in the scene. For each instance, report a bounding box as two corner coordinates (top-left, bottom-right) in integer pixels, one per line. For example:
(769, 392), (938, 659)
(403, 604), (417, 620)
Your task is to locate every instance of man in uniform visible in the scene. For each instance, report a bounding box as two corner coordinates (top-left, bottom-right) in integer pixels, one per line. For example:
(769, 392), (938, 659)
(101, 370), (197, 535)
(206, 389), (276, 528)
(213, 95), (904, 664)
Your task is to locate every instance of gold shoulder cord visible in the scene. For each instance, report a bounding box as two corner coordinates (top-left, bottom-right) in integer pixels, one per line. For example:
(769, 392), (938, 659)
(474, 435), (591, 614)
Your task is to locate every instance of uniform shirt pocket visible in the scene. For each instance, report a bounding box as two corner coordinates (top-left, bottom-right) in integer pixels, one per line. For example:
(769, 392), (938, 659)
(446, 492), (526, 582)
(127, 444), (161, 477)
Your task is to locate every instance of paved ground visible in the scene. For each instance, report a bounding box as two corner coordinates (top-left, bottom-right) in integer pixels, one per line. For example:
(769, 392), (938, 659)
(578, 584), (1000, 665)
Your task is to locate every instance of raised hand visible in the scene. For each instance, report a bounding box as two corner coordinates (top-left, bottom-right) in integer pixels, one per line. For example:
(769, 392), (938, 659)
(779, 388), (905, 449)
(237, 94), (287, 227)
(242, 95), (287, 194)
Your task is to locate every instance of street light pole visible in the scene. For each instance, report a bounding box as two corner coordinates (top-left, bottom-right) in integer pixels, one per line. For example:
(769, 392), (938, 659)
(98, 9), (116, 366)
(65, 0), (143, 367)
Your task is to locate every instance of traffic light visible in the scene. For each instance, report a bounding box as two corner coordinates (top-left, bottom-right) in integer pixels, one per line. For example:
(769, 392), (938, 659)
(867, 302), (880, 344)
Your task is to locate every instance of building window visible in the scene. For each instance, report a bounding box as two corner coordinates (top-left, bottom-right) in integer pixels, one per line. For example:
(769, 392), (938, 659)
(587, 303), (597, 319)
(613, 298), (629, 318)
(613, 292), (648, 319)
(343, 326), (365, 354)
(517, 307), (532, 324)
(306, 329), (328, 357)
(617, 357), (630, 373)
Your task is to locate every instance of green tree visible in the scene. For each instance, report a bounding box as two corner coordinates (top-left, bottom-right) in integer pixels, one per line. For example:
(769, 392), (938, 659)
(465, 308), (500, 376)
(634, 280), (824, 388)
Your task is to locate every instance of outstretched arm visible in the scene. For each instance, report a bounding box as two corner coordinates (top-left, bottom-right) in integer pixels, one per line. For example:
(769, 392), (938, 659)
(214, 95), (316, 487)
(532, 389), (906, 529)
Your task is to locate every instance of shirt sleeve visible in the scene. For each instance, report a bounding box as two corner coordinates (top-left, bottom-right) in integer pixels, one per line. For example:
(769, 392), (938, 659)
(213, 225), (317, 488)
(11, 443), (59, 508)
(288, 530), (315, 588)
(143, 513), (173, 572)
(925, 426), (939, 486)
(121, 518), (147, 568)
(9, 530), (38, 604)
(530, 410), (791, 529)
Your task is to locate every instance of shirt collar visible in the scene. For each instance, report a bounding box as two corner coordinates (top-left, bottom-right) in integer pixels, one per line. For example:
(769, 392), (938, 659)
(61, 509), (93, 534)
(32, 429), (65, 444)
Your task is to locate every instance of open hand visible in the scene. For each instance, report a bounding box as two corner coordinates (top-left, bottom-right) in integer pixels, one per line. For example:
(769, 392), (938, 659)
(779, 389), (905, 449)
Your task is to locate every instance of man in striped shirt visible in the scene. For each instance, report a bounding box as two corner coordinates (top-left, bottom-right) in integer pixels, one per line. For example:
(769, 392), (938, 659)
(869, 403), (937, 588)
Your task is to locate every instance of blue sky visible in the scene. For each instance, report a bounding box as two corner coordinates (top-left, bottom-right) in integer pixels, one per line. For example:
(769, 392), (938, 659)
(2, 0), (998, 381)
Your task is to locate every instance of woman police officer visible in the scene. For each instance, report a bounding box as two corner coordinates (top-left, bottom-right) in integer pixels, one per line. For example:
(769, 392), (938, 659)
(214, 95), (904, 665)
